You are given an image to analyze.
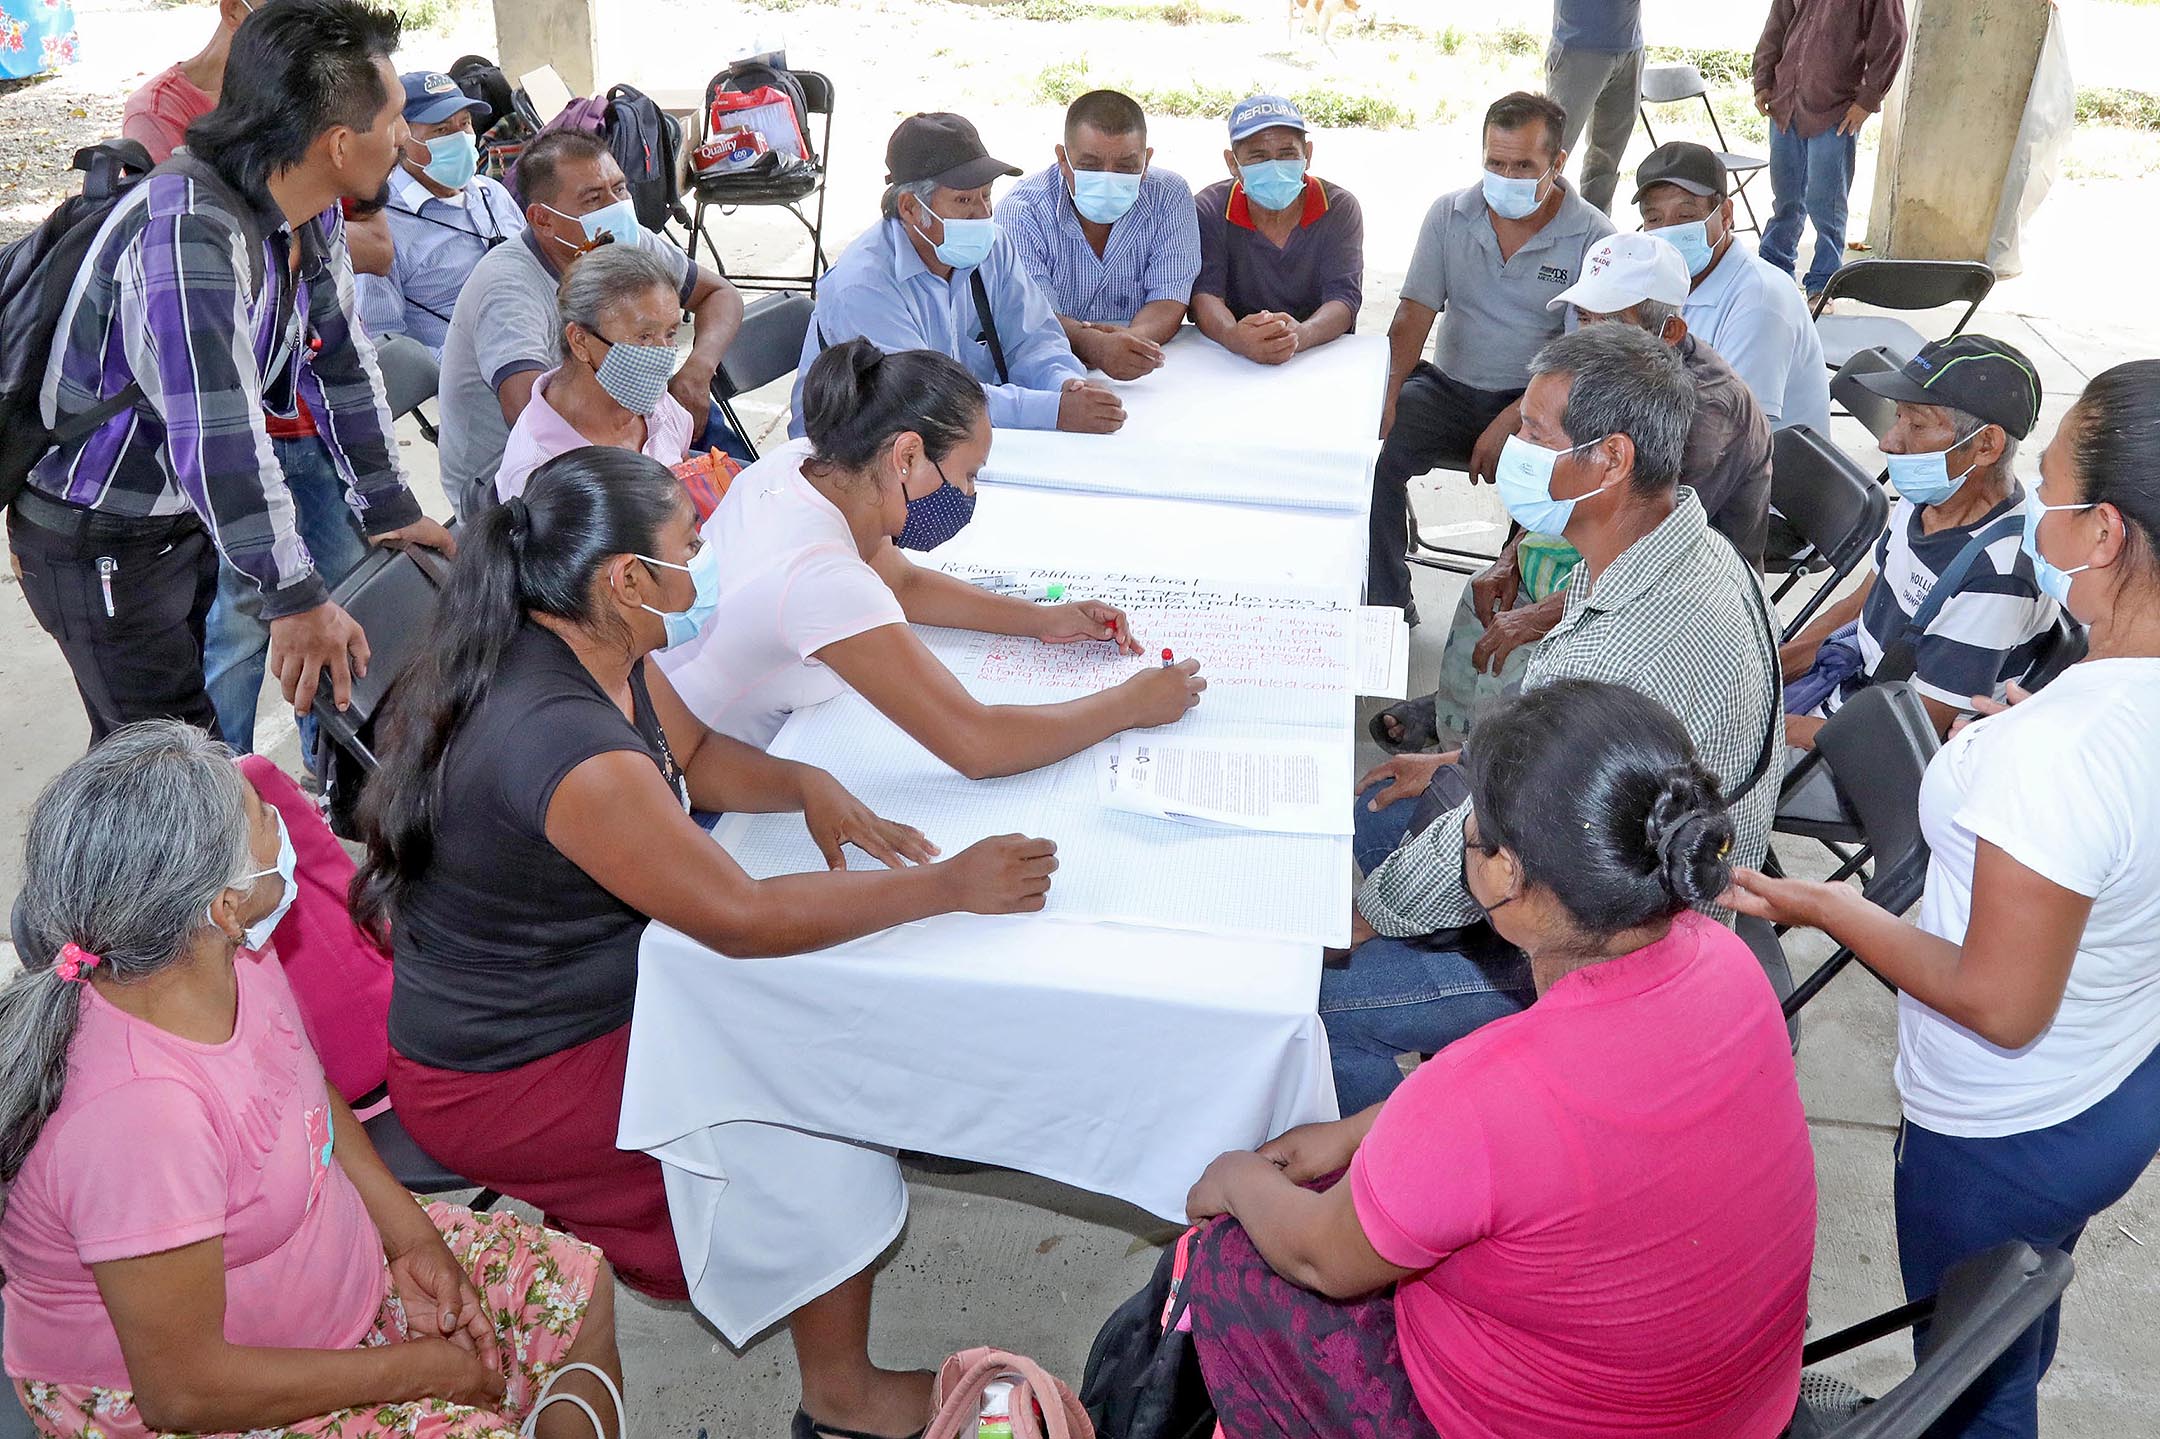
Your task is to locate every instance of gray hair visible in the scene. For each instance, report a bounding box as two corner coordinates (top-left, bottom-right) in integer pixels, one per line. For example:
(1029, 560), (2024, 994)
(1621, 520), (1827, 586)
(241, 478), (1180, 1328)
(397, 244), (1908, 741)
(0, 722), (251, 1192)
(1529, 324), (1696, 493)
(557, 245), (681, 360)
(1941, 403), (2021, 478)
(881, 177), (939, 221)
(1628, 299), (1681, 336)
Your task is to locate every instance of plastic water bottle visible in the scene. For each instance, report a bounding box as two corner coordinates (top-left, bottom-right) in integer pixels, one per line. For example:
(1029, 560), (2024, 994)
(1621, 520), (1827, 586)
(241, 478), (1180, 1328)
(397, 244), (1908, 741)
(978, 1380), (1016, 1439)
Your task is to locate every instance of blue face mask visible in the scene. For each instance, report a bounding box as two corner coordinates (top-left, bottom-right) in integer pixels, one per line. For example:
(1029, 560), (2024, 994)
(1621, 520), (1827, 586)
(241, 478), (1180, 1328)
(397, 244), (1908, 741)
(1884, 429), (1983, 508)
(1237, 157), (1307, 213)
(422, 130), (478, 190)
(1495, 432), (1615, 537)
(2020, 492), (2099, 610)
(1482, 165), (1554, 221)
(897, 459), (978, 551)
(634, 544), (721, 648)
(547, 197), (642, 249)
(909, 208), (996, 270)
(1654, 217), (1715, 276)
(1069, 167), (1143, 225)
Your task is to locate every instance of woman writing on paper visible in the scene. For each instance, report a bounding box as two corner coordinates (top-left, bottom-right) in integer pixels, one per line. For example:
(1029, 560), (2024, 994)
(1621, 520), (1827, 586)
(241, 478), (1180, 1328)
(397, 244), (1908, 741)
(656, 339), (1206, 777)
(353, 448), (1056, 1439)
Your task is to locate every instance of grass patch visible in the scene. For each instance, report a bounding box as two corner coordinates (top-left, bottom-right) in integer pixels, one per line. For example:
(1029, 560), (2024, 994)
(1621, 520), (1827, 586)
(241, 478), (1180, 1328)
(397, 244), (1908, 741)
(1646, 45), (1755, 87)
(384, 0), (464, 28)
(1034, 60), (1419, 128)
(2077, 85), (2160, 130)
(1477, 24), (1541, 59)
(981, 0), (1243, 22)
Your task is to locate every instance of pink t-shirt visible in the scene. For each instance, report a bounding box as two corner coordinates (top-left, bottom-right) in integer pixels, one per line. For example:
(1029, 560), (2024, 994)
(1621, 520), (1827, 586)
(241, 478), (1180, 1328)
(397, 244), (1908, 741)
(494, 366), (696, 503)
(1350, 911), (1816, 1439)
(656, 438), (907, 747)
(121, 64), (216, 164)
(0, 951), (386, 1392)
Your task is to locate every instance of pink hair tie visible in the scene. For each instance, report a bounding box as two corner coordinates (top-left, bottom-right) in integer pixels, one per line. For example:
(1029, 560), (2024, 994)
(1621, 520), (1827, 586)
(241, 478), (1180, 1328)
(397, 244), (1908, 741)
(53, 942), (102, 984)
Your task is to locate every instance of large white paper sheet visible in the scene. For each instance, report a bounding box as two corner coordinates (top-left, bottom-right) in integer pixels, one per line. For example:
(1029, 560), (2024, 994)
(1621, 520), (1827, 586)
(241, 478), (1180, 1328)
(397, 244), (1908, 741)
(716, 694), (1354, 946)
(1356, 605), (1412, 700)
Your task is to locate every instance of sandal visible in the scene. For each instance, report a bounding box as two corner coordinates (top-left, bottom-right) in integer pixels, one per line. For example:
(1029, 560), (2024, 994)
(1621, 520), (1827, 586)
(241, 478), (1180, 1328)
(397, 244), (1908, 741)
(1367, 695), (1439, 755)
(789, 1410), (925, 1439)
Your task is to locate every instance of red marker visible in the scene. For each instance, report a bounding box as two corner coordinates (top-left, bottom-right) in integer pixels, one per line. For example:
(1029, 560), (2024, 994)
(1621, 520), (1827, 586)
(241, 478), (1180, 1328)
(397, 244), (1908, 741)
(1161, 648), (1175, 668)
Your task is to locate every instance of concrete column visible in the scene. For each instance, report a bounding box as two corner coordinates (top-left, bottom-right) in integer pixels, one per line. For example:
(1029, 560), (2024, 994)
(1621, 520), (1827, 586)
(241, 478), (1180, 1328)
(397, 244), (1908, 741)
(491, 0), (599, 98)
(1865, 0), (2050, 260)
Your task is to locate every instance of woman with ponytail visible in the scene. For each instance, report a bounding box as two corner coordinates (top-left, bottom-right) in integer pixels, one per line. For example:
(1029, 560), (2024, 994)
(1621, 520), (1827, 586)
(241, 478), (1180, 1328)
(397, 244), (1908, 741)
(0, 722), (622, 1439)
(657, 338), (1205, 775)
(354, 445), (1052, 1439)
(1179, 680), (1815, 1439)
(1728, 361), (2160, 1438)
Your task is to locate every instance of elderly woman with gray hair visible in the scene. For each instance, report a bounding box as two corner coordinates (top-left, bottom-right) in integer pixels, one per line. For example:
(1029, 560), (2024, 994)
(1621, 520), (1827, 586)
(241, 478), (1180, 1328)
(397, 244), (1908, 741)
(0, 723), (623, 1439)
(494, 244), (699, 504)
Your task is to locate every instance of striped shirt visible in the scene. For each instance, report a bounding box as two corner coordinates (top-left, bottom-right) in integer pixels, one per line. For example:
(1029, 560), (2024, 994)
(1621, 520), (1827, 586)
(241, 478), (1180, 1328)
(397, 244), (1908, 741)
(33, 165), (416, 620)
(1838, 489), (2058, 714)
(1360, 489), (1780, 936)
(994, 164), (1202, 325)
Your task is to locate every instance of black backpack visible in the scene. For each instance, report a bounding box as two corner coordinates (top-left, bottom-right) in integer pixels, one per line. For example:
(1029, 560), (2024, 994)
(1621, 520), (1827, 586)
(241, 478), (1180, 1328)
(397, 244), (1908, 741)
(707, 57), (817, 164)
(1079, 1228), (1215, 1439)
(0, 142), (263, 510)
(601, 83), (689, 232)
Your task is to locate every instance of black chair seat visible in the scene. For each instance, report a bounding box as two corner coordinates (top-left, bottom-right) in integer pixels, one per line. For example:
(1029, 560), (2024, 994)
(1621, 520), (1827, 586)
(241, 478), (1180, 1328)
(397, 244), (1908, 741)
(692, 169), (823, 205)
(363, 1108), (483, 1196)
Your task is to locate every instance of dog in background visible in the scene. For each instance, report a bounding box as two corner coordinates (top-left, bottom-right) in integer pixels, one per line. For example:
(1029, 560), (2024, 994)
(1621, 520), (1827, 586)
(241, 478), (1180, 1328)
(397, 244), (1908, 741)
(1289, 0), (1363, 50)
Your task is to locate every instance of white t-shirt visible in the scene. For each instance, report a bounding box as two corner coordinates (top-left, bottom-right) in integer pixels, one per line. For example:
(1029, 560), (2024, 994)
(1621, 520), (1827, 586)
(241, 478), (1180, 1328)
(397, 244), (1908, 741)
(1899, 658), (2160, 1137)
(655, 439), (906, 747)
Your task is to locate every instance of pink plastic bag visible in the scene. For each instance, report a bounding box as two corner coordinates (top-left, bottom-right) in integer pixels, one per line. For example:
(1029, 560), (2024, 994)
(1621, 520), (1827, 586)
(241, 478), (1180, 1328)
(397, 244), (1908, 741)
(239, 755), (393, 1107)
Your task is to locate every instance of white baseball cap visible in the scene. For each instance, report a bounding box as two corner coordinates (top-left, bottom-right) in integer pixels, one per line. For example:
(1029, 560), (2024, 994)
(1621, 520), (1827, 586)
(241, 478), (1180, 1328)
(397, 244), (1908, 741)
(1548, 232), (1691, 316)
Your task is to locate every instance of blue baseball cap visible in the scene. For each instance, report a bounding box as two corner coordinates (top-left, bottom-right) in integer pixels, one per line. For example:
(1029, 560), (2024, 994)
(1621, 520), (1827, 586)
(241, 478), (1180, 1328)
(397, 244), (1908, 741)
(401, 70), (489, 125)
(1227, 94), (1307, 144)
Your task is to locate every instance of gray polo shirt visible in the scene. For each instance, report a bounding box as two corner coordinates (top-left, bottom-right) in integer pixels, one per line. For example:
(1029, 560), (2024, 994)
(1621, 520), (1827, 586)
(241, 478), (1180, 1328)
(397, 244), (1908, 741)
(437, 227), (694, 518)
(1400, 179), (1616, 393)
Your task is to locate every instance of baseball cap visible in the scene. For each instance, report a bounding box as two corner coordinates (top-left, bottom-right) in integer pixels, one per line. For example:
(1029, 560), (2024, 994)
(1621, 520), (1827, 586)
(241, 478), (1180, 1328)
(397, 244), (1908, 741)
(1228, 94), (1307, 144)
(1632, 140), (1728, 203)
(885, 113), (1021, 190)
(1549, 233), (1692, 315)
(401, 70), (490, 125)
(1855, 335), (2044, 440)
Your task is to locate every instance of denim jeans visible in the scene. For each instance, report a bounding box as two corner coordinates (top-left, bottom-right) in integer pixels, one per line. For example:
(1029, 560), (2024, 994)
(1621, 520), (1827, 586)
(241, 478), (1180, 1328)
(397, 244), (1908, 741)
(1325, 790), (1534, 1115)
(1759, 120), (1858, 297)
(203, 436), (372, 755)
(1892, 1039), (2160, 1439)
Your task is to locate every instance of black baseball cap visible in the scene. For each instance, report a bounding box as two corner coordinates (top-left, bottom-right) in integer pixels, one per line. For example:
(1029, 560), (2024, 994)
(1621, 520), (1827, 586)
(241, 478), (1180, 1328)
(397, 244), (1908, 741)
(1632, 141), (1727, 203)
(1856, 335), (2043, 441)
(885, 113), (1021, 190)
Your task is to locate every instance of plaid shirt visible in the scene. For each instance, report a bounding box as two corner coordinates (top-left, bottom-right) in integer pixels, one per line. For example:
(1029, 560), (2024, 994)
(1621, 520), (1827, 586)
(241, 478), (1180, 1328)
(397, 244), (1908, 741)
(33, 167), (419, 619)
(1359, 490), (1781, 935)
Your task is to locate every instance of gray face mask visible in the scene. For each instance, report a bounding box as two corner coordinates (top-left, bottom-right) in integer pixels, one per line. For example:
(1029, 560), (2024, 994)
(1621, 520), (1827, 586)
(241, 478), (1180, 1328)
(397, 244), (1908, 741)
(591, 334), (677, 416)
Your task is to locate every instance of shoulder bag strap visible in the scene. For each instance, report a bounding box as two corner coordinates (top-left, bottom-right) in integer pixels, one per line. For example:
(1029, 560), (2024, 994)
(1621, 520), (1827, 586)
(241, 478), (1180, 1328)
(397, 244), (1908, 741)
(1872, 511), (2025, 683)
(970, 267), (1011, 386)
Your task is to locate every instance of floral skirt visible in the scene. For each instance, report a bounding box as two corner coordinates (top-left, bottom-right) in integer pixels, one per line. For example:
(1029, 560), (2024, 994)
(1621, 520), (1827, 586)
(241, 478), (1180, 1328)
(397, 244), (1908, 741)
(16, 1202), (602, 1439)
(1184, 1203), (1437, 1439)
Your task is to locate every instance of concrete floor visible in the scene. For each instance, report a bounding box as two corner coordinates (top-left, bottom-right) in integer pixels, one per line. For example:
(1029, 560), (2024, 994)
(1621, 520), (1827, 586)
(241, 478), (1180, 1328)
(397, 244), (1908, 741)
(2, 7), (2157, 1430)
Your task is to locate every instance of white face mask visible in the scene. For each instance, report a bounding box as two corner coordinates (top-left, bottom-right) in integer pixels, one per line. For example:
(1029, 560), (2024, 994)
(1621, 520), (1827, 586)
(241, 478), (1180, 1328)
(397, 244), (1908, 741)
(213, 809), (297, 952)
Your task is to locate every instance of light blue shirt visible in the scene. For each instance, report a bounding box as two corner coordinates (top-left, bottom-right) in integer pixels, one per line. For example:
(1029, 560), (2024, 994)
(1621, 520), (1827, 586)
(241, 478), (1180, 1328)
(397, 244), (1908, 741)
(358, 167), (525, 359)
(1552, 0), (1641, 52)
(1683, 237), (1832, 437)
(792, 216), (1087, 433)
(994, 163), (1201, 326)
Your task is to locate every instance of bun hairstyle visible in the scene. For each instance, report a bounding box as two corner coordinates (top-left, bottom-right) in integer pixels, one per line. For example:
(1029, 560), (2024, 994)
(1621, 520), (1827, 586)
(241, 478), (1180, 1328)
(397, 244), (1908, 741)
(1464, 678), (1735, 937)
(801, 338), (987, 476)
(351, 447), (686, 941)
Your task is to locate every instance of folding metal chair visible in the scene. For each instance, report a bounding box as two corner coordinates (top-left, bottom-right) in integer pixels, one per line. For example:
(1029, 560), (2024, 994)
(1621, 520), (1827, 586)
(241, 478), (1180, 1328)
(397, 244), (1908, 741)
(684, 70), (836, 295)
(1829, 346), (1903, 446)
(1788, 1243), (2075, 1438)
(373, 332), (442, 446)
(1812, 259), (1995, 370)
(1764, 426), (1890, 640)
(713, 291), (815, 459)
(1637, 62), (1768, 233)
(1775, 681), (1939, 1019)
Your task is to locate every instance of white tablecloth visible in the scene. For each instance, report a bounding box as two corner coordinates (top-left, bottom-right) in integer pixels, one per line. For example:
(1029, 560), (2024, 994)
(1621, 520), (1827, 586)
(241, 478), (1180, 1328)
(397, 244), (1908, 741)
(619, 334), (1387, 1345)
